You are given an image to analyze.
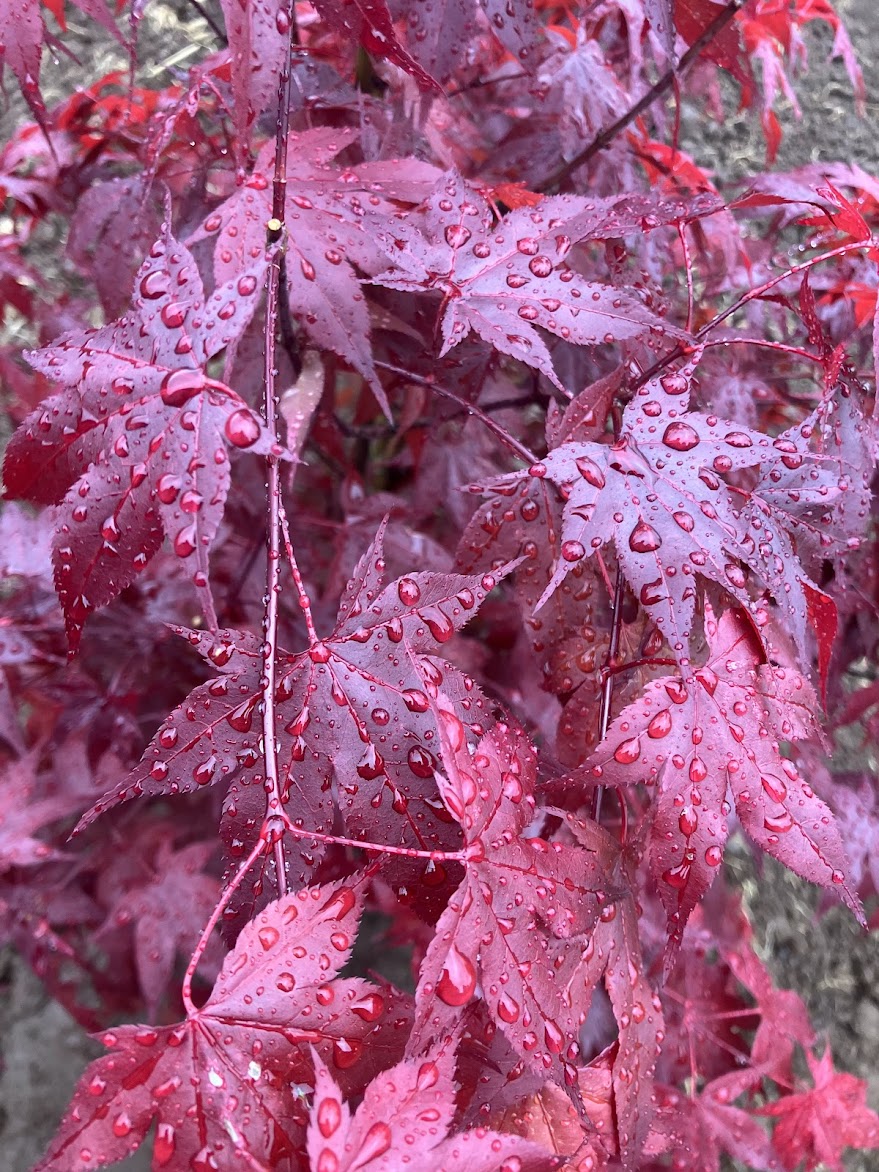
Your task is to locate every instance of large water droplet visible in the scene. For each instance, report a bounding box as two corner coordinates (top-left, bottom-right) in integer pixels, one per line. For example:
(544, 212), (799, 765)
(497, 990), (520, 1023)
(614, 737), (641, 764)
(678, 807), (698, 836)
(662, 421), (700, 451)
(397, 577), (421, 606)
(258, 925), (279, 951)
(421, 607), (454, 642)
(761, 775), (788, 803)
(436, 944), (477, 1006)
(647, 709), (672, 739)
(445, 223), (472, 248)
(318, 1097), (341, 1138)
(576, 455), (606, 488)
(160, 369), (204, 407)
(407, 746), (435, 778)
(629, 521), (662, 553)
(356, 1122), (392, 1165)
(225, 408), (261, 448)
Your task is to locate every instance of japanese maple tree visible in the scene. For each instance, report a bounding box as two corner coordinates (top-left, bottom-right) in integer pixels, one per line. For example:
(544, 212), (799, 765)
(1, 0), (879, 1169)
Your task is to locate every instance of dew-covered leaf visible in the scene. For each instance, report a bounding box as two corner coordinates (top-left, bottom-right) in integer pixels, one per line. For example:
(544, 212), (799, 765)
(34, 876), (408, 1172)
(307, 1039), (551, 1171)
(410, 697), (612, 1093)
(76, 529), (511, 904)
(3, 227), (279, 652)
(370, 173), (692, 390)
(577, 605), (863, 947)
(758, 1048), (879, 1172)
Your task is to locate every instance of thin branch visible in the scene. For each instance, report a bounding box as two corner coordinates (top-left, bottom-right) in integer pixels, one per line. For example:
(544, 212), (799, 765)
(182, 837), (266, 1013)
(636, 238), (874, 389)
(184, 0), (227, 44)
(695, 240), (872, 341)
(260, 4), (298, 899)
(268, 812), (466, 862)
(279, 507), (318, 644)
(543, 0), (745, 192)
(375, 360), (539, 465)
(700, 336), (825, 364)
(592, 566), (625, 825)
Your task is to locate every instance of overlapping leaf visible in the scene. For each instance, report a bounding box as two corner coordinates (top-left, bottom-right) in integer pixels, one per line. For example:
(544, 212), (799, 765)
(577, 606), (862, 944)
(0, 0), (124, 121)
(758, 1048), (879, 1172)
(35, 876), (409, 1171)
(219, 0), (290, 152)
(410, 699), (615, 1095)
(390, 0), (542, 84)
(468, 357), (864, 672)
(561, 812), (665, 1164)
(369, 173), (700, 390)
(191, 128), (439, 407)
(307, 1040), (550, 1172)
(0, 752), (77, 870)
(3, 228), (278, 651)
(651, 1073), (774, 1172)
(76, 530), (509, 896)
(312, 0), (443, 90)
(99, 838), (222, 1016)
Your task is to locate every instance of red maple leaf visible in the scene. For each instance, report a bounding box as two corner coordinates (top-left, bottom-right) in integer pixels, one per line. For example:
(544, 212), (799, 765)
(0, 750), (78, 870)
(486, 1071), (614, 1170)
(3, 227), (281, 652)
(715, 898), (815, 1086)
(391, 0), (542, 84)
(759, 1048), (879, 1172)
(370, 172), (697, 392)
(76, 530), (512, 901)
(191, 128), (439, 413)
(578, 606), (862, 946)
(35, 875), (410, 1171)
(408, 698), (662, 1164)
(307, 1037), (551, 1171)
(218, 0), (291, 150)
(99, 837), (222, 1016)
(408, 701), (609, 1090)
(561, 812), (665, 1163)
(311, 0), (443, 91)
(650, 1071), (775, 1172)
(531, 360), (857, 671)
(0, 0), (124, 121)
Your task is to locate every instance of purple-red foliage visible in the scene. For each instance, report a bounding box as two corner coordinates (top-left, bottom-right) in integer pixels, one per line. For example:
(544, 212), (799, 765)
(1, 1), (878, 1169)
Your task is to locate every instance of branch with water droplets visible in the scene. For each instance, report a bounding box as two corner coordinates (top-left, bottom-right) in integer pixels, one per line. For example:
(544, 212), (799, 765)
(261, 3), (298, 898)
(181, 836), (265, 1014)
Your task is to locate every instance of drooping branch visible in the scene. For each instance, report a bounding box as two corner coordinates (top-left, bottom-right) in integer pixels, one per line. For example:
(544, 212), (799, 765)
(543, 0), (745, 192)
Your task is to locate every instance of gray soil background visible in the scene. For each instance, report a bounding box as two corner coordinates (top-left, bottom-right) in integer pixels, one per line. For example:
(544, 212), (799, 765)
(1, 2), (878, 1169)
